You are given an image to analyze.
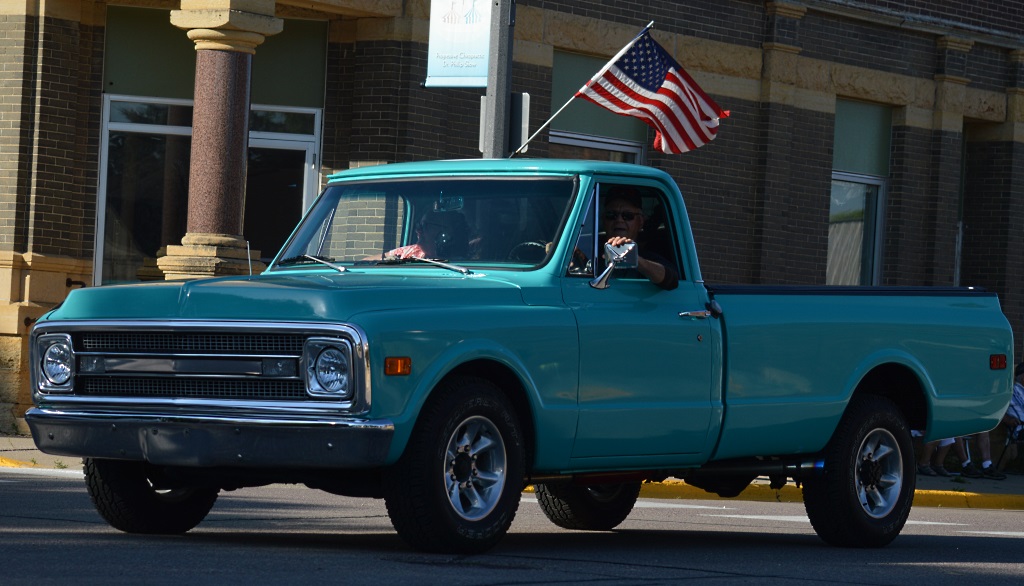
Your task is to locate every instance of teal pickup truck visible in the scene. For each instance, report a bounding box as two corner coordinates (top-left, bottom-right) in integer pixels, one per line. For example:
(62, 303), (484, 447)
(27, 159), (1013, 553)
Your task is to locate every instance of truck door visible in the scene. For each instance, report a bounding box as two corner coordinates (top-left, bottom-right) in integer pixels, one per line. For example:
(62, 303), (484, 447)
(562, 183), (715, 460)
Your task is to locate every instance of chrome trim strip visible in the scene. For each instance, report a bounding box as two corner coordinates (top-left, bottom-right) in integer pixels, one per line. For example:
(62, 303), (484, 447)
(102, 357), (269, 375)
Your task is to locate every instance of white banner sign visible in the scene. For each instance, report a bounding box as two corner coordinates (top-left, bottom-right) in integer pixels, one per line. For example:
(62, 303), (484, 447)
(425, 0), (492, 87)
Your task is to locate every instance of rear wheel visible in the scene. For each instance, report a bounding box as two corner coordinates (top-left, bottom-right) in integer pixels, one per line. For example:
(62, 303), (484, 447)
(534, 481), (641, 531)
(802, 395), (915, 547)
(383, 376), (525, 553)
(84, 458), (218, 534)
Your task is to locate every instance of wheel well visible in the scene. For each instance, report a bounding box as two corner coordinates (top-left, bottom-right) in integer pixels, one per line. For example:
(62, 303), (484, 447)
(852, 363), (928, 431)
(442, 359), (536, 472)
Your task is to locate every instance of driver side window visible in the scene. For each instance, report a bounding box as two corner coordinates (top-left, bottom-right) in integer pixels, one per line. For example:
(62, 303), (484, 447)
(567, 183), (683, 282)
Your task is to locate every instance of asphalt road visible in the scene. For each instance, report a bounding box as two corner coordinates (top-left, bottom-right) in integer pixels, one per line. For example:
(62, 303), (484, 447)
(3, 467), (1023, 585)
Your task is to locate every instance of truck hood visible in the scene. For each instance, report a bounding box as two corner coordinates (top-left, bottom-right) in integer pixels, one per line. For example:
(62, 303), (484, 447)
(44, 270), (527, 323)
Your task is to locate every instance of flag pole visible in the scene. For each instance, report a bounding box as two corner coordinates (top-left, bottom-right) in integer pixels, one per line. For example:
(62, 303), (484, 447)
(509, 21), (654, 158)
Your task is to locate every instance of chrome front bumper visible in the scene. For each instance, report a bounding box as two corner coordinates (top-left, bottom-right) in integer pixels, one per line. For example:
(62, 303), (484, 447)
(26, 407), (394, 469)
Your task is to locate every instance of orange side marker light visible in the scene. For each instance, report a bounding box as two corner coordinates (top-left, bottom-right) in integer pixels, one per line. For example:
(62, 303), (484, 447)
(385, 356), (412, 376)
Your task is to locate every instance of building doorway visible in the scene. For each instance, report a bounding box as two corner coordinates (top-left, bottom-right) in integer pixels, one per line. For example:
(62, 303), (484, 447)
(245, 141), (317, 264)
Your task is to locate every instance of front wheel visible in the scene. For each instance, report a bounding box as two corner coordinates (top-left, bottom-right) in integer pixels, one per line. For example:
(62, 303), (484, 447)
(534, 482), (641, 530)
(802, 395), (915, 548)
(84, 458), (219, 534)
(383, 376), (525, 553)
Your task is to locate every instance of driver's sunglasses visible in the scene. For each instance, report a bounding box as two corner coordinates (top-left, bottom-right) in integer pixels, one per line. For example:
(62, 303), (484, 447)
(604, 210), (640, 221)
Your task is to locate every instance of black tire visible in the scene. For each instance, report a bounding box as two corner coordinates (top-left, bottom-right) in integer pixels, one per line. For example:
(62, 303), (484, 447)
(534, 481), (641, 530)
(383, 376), (525, 553)
(802, 395), (916, 548)
(84, 458), (219, 534)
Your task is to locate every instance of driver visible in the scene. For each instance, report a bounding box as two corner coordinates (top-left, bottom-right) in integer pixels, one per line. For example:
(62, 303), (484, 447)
(602, 189), (678, 290)
(383, 210), (468, 260)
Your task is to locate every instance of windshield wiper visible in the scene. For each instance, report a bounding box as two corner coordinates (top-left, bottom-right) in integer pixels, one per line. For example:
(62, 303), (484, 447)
(377, 256), (472, 275)
(275, 255), (347, 273)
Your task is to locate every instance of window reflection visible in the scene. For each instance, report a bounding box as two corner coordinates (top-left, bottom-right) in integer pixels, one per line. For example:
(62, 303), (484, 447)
(827, 179), (880, 286)
(103, 132), (190, 284)
(250, 111), (316, 134)
(110, 102), (193, 127)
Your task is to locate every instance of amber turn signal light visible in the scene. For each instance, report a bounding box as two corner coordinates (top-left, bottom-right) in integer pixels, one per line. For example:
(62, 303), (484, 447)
(990, 354), (1008, 370)
(385, 356), (412, 376)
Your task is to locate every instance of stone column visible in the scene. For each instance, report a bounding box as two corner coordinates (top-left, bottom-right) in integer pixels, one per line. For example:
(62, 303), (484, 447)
(158, 0), (283, 280)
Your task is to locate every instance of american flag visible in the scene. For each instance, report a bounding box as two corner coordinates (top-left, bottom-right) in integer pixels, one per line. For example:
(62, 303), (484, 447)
(577, 30), (728, 154)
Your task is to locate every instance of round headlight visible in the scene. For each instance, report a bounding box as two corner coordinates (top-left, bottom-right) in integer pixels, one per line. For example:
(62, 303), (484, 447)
(42, 342), (74, 385)
(315, 347), (349, 394)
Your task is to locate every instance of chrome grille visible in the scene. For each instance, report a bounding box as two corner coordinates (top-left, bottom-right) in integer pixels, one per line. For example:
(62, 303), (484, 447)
(73, 330), (313, 402)
(79, 332), (305, 354)
(81, 377), (307, 400)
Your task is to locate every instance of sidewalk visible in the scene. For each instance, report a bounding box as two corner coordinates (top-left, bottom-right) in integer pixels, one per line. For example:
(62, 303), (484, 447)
(4, 433), (1024, 510)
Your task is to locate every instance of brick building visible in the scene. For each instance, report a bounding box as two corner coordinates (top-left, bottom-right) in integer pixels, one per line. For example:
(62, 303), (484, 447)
(1, 0), (1022, 432)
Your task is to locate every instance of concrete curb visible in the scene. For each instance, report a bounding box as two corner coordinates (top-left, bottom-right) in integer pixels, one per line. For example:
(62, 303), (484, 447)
(0, 456), (32, 468)
(5, 455), (1024, 510)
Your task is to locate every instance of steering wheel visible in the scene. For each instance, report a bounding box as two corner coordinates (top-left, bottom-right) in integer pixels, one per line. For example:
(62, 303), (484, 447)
(506, 241), (548, 262)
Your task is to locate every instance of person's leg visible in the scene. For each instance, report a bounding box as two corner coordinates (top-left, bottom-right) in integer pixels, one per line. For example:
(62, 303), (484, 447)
(976, 432), (992, 463)
(956, 437), (985, 478)
(932, 438), (955, 476)
(963, 433), (1005, 479)
(917, 440), (937, 475)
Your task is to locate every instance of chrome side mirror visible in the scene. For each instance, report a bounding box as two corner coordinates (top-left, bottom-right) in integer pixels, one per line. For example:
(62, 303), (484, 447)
(589, 242), (638, 289)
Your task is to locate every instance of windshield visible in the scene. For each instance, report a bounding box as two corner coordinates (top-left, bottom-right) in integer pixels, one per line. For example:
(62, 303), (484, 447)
(271, 176), (577, 270)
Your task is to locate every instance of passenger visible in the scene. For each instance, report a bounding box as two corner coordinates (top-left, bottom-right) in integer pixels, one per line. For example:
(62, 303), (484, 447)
(602, 188), (678, 290)
(383, 210), (468, 260)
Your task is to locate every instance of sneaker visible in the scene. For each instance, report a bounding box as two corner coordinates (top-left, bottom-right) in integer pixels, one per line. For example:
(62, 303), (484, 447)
(982, 465), (1007, 480)
(961, 463), (984, 478)
(917, 465), (937, 476)
(933, 466), (953, 477)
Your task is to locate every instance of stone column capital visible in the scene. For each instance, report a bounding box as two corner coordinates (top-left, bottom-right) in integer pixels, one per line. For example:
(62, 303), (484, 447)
(766, 1), (807, 20)
(171, 0), (283, 53)
(936, 36), (974, 53)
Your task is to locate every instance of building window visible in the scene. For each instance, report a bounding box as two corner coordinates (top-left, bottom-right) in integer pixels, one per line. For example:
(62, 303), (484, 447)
(829, 99), (891, 286)
(548, 130), (644, 163)
(550, 51), (648, 163)
(96, 95), (320, 285)
(828, 173), (884, 286)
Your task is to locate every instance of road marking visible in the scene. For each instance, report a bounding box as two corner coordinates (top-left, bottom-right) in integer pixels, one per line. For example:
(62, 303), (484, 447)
(521, 495), (733, 510)
(701, 514), (809, 522)
(960, 531), (1024, 537)
(0, 467), (83, 479)
(633, 501), (734, 510)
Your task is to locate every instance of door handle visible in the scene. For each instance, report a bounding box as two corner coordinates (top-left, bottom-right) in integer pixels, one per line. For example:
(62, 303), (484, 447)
(679, 310), (711, 319)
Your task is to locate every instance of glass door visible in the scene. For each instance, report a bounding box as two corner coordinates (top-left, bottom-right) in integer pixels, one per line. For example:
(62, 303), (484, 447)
(245, 140), (315, 264)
